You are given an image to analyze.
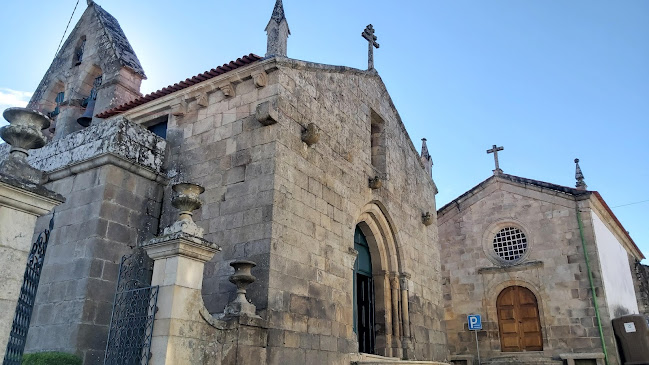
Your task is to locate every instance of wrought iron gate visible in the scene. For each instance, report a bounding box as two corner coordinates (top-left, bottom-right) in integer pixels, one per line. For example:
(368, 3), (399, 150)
(3, 215), (54, 365)
(103, 248), (158, 365)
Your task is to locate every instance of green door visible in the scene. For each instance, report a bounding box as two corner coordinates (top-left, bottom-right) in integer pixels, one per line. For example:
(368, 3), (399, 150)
(353, 226), (375, 354)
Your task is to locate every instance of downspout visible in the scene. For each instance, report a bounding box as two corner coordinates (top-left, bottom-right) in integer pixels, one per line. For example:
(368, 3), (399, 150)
(575, 203), (610, 365)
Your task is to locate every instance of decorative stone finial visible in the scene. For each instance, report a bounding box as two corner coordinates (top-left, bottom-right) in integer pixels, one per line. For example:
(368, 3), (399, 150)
(575, 158), (587, 190)
(223, 260), (260, 318)
(301, 123), (320, 146)
(0, 108), (50, 184)
(87, 0), (94, 5)
(420, 138), (433, 177)
(163, 182), (205, 237)
(422, 212), (433, 226)
(369, 176), (383, 190)
(265, 0), (290, 57)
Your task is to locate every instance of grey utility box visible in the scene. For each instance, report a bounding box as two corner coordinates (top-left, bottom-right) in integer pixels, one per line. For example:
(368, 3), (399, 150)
(612, 314), (649, 365)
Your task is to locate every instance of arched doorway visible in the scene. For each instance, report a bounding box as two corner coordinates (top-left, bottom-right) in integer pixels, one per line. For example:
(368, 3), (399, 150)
(354, 226), (375, 354)
(497, 286), (543, 352)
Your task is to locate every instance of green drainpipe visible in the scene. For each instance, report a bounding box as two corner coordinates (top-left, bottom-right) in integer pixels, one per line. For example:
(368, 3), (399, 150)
(575, 205), (610, 365)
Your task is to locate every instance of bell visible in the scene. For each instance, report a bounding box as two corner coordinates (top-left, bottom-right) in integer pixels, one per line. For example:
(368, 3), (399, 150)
(77, 97), (96, 127)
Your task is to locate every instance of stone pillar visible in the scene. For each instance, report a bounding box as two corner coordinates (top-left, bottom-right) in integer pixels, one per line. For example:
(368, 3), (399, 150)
(390, 273), (401, 349)
(142, 183), (220, 365)
(400, 273), (412, 356)
(0, 108), (64, 360)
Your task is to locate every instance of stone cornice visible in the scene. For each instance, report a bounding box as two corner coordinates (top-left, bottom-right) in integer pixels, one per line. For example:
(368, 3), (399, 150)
(0, 179), (63, 216)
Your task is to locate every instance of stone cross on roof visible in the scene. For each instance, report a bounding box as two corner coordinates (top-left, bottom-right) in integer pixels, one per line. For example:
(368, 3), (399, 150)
(362, 24), (380, 70)
(487, 144), (504, 175)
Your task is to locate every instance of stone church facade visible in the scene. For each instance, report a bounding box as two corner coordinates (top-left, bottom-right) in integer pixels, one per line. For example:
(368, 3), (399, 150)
(438, 172), (645, 365)
(0, 1), (447, 364)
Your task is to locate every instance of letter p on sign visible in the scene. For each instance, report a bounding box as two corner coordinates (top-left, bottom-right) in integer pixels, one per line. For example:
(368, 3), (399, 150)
(468, 314), (482, 331)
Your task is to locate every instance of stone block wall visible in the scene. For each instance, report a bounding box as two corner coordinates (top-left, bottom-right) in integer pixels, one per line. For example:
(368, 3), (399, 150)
(20, 120), (166, 364)
(438, 179), (619, 364)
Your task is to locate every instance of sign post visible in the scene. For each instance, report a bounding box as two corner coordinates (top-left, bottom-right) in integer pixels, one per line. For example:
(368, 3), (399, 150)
(468, 314), (482, 365)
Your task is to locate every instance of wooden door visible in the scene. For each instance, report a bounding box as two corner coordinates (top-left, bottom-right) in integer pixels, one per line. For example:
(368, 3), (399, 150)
(497, 286), (543, 352)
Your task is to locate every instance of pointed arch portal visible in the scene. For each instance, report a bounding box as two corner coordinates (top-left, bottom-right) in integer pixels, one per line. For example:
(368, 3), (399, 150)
(353, 202), (411, 358)
(354, 226), (375, 354)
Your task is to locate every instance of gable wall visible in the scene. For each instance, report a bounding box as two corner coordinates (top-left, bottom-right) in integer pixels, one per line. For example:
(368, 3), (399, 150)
(265, 61), (444, 364)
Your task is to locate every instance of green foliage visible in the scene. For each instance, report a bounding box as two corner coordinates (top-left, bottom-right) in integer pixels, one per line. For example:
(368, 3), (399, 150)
(21, 352), (82, 365)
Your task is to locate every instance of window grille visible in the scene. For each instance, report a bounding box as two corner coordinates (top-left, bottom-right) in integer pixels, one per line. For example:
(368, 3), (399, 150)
(492, 227), (528, 262)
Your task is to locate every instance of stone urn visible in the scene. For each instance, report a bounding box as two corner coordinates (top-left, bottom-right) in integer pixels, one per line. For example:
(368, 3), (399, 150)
(1, 108), (50, 157)
(172, 182), (204, 221)
(0, 108), (51, 183)
(163, 182), (206, 237)
(224, 260), (259, 317)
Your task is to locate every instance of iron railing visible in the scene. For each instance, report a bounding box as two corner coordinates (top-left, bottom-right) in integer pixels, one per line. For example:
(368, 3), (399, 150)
(104, 248), (158, 365)
(3, 215), (54, 365)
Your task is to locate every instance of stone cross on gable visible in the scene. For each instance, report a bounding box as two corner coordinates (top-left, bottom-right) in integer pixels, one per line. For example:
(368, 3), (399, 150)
(487, 144), (504, 175)
(362, 24), (380, 70)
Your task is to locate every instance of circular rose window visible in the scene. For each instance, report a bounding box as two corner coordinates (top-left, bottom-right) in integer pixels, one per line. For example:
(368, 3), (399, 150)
(493, 227), (528, 262)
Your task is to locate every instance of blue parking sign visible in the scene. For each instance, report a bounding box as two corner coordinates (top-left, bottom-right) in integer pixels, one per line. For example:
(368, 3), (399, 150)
(468, 314), (482, 330)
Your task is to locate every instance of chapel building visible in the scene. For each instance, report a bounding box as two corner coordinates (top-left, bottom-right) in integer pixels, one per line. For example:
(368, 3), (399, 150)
(438, 163), (646, 365)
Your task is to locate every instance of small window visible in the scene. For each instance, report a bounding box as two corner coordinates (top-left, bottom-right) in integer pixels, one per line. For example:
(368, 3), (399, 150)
(493, 227), (528, 262)
(370, 109), (386, 175)
(146, 116), (168, 139)
(74, 37), (86, 66)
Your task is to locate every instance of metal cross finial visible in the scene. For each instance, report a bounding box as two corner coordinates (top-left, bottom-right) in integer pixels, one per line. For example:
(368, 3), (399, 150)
(486, 144), (504, 175)
(362, 24), (380, 70)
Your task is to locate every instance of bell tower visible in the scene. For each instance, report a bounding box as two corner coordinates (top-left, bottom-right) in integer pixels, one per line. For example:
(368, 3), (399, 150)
(28, 0), (146, 139)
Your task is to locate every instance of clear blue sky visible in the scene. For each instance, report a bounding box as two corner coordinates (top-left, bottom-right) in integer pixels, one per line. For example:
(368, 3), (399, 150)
(1, 1), (648, 259)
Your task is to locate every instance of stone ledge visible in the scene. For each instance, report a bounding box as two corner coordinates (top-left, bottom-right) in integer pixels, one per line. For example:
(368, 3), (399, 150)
(0, 117), (166, 175)
(478, 260), (543, 274)
(199, 306), (269, 330)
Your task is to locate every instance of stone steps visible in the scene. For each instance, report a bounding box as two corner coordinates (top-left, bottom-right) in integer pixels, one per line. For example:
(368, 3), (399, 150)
(482, 355), (563, 365)
(350, 353), (450, 365)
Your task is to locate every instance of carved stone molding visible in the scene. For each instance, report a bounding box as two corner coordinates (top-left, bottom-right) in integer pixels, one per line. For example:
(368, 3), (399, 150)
(369, 176), (383, 190)
(253, 71), (268, 88)
(171, 98), (188, 117)
(196, 92), (208, 108)
(422, 212), (433, 226)
(256, 100), (279, 126)
(220, 83), (235, 97)
(301, 123), (320, 146)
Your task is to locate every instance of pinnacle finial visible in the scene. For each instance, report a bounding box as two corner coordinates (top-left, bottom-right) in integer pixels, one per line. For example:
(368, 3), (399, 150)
(265, 0), (290, 57)
(575, 158), (587, 190)
(87, 0), (94, 6)
(420, 138), (433, 177)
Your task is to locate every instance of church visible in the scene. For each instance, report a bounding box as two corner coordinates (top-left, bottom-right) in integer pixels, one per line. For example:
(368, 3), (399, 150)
(0, 1), (446, 364)
(0, 1), (647, 365)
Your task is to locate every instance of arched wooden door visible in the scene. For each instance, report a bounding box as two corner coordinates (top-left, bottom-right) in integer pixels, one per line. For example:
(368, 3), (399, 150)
(497, 286), (543, 352)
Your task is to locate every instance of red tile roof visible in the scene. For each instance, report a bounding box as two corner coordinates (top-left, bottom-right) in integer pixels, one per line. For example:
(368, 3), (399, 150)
(96, 53), (263, 118)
